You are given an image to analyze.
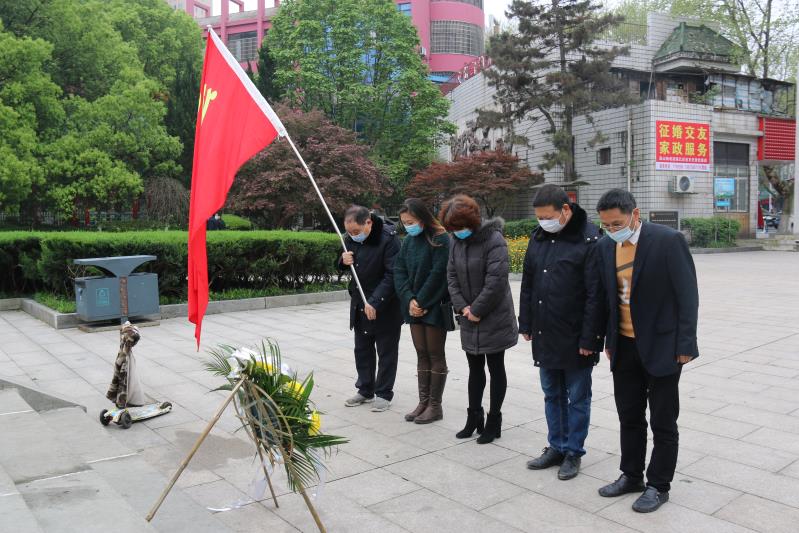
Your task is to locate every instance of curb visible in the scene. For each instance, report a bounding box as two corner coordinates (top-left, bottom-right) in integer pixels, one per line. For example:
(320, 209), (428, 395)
(0, 290), (350, 330)
(690, 245), (764, 254)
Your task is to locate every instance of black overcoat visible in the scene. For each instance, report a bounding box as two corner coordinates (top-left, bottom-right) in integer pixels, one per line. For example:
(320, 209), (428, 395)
(518, 204), (604, 369)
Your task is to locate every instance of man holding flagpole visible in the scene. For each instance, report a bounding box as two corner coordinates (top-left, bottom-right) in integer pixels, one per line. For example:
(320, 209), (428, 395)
(339, 206), (403, 412)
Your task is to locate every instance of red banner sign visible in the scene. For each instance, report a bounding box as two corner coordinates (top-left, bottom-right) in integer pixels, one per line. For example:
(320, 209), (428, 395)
(655, 120), (711, 171)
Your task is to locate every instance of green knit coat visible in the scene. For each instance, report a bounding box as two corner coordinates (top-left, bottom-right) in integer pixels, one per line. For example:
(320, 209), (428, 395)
(393, 232), (451, 330)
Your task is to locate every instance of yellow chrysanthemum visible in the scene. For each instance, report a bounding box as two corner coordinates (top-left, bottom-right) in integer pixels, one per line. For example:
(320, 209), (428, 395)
(309, 411), (321, 435)
(255, 361), (275, 373)
(285, 380), (305, 397)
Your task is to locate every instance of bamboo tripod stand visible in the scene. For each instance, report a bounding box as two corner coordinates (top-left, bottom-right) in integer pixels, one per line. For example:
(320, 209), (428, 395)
(145, 379), (327, 532)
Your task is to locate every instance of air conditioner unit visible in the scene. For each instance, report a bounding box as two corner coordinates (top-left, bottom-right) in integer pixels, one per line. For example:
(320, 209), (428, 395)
(672, 175), (695, 194)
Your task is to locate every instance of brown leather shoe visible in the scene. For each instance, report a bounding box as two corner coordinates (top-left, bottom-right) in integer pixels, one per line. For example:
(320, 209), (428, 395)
(405, 370), (431, 421)
(415, 371), (447, 424)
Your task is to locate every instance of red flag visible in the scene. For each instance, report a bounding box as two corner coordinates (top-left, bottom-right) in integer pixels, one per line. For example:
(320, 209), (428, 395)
(188, 28), (286, 347)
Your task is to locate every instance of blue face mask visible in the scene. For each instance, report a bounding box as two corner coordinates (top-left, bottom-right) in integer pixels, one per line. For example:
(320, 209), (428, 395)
(453, 229), (473, 240)
(607, 216), (635, 244)
(404, 223), (423, 237)
(350, 231), (368, 243)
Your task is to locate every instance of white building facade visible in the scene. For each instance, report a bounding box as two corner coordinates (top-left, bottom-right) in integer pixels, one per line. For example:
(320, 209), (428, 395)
(442, 13), (796, 236)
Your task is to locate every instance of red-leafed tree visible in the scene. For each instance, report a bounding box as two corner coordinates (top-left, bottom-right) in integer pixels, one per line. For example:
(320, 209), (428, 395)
(228, 104), (393, 229)
(407, 150), (542, 217)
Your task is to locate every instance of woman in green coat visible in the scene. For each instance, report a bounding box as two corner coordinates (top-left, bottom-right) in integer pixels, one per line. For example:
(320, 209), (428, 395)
(394, 198), (452, 424)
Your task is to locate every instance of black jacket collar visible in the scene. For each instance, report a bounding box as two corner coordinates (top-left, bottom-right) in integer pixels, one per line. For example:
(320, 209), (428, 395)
(362, 214), (387, 246)
(533, 203), (587, 243)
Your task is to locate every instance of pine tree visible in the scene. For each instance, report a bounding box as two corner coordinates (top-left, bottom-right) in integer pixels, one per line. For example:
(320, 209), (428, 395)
(166, 55), (201, 185)
(255, 43), (281, 103)
(485, 0), (634, 182)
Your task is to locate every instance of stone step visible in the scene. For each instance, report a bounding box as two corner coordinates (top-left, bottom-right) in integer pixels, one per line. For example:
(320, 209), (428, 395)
(0, 389), (155, 532)
(40, 406), (233, 533)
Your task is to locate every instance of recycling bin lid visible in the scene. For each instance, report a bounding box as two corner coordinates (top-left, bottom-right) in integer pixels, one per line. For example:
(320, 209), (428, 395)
(73, 255), (156, 278)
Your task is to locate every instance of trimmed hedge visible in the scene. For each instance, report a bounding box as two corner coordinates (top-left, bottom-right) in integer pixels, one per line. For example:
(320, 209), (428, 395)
(221, 214), (253, 230)
(681, 217), (740, 248)
(0, 231), (344, 298)
(504, 219), (539, 239)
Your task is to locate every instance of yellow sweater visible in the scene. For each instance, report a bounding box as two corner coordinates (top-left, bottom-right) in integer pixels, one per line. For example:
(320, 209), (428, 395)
(616, 241), (636, 338)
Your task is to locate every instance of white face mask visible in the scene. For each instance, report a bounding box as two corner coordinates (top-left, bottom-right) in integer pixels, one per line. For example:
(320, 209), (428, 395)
(539, 212), (566, 234)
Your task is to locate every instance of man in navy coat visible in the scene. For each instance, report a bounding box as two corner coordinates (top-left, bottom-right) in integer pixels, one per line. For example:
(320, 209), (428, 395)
(594, 189), (699, 513)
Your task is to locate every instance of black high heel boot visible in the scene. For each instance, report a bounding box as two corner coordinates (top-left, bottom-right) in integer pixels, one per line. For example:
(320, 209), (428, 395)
(476, 412), (501, 444)
(455, 407), (485, 438)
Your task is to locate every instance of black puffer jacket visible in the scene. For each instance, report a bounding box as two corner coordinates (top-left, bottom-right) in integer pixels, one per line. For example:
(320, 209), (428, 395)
(518, 204), (603, 369)
(337, 214), (402, 335)
(447, 218), (519, 355)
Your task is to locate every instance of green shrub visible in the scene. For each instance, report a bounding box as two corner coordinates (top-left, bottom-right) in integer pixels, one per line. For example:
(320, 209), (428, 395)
(0, 230), (345, 299)
(221, 214), (253, 230)
(681, 217), (740, 248)
(0, 232), (44, 294)
(504, 219), (539, 239)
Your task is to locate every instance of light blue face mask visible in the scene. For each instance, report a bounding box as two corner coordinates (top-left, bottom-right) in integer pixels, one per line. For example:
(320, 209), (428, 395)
(453, 228), (473, 240)
(404, 223), (423, 237)
(607, 215), (635, 244)
(350, 231), (368, 243)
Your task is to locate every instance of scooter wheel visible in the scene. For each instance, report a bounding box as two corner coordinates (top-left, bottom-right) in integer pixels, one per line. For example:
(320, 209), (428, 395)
(119, 412), (133, 429)
(99, 409), (111, 426)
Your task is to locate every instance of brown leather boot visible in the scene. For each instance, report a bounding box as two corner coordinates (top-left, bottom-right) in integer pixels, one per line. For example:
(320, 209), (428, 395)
(415, 370), (447, 424)
(405, 370), (431, 421)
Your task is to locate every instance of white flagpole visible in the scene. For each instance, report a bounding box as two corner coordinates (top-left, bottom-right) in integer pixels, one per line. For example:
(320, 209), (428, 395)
(284, 135), (368, 305)
(205, 27), (368, 305)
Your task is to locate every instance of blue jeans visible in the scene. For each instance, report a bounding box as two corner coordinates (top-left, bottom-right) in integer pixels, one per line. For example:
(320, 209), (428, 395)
(539, 366), (593, 457)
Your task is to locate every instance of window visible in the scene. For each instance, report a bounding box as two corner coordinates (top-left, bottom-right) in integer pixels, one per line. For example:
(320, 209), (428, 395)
(429, 71), (456, 83)
(397, 3), (411, 16)
(597, 147), (611, 165)
(227, 31), (258, 62)
(432, 0), (483, 8)
(714, 142), (750, 212)
(431, 21), (484, 56)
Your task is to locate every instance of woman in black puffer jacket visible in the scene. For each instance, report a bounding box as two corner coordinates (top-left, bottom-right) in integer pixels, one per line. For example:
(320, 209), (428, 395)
(441, 195), (518, 444)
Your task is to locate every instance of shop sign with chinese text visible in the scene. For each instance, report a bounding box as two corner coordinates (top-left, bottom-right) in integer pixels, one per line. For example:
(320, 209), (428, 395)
(655, 120), (711, 171)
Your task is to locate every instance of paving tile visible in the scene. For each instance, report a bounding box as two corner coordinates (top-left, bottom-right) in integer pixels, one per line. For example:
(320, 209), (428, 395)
(213, 502), (299, 533)
(679, 428), (796, 472)
(482, 456), (616, 514)
(682, 456), (799, 508)
(482, 492), (638, 533)
(331, 424), (426, 467)
(715, 493), (799, 533)
(385, 454), (524, 511)
(369, 488), (522, 533)
(598, 497), (754, 533)
(326, 468), (420, 507)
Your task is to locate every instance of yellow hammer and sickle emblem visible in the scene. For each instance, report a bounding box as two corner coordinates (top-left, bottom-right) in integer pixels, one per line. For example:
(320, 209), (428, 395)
(199, 84), (218, 124)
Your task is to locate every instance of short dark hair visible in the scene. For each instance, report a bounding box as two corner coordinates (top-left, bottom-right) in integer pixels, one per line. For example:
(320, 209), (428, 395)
(533, 184), (570, 209)
(439, 195), (481, 231)
(596, 189), (637, 214)
(344, 205), (370, 224)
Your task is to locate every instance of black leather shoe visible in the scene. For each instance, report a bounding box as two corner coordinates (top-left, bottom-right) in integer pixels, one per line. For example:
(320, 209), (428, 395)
(632, 487), (669, 513)
(527, 447), (565, 470)
(598, 474), (646, 497)
(557, 455), (581, 480)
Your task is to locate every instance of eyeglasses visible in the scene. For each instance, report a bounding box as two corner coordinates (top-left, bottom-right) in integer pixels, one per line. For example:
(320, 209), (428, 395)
(600, 214), (634, 232)
(600, 222), (629, 231)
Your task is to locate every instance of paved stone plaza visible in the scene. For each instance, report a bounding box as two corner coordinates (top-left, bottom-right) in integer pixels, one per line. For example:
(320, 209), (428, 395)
(1, 250), (799, 532)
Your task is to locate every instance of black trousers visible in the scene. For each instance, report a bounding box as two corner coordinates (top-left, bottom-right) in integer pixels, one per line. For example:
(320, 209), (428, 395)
(614, 335), (681, 492)
(353, 325), (401, 401)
